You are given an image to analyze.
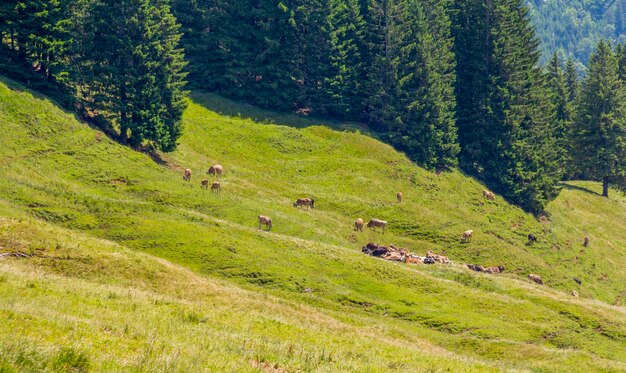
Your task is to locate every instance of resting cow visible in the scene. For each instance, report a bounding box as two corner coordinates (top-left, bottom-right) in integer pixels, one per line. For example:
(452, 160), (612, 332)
(367, 219), (387, 234)
(293, 198), (314, 209)
(258, 215), (272, 231)
(528, 234), (537, 243)
(207, 165), (224, 177)
(483, 265), (505, 274)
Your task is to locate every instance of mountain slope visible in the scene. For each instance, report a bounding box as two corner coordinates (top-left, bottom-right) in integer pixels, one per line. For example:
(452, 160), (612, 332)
(1, 77), (625, 371)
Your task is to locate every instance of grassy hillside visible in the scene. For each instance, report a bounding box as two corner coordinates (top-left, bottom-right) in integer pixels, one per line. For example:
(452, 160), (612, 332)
(1, 77), (625, 371)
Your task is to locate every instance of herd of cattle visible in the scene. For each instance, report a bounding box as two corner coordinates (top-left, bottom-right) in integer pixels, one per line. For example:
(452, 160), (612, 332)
(182, 167), (588, 294)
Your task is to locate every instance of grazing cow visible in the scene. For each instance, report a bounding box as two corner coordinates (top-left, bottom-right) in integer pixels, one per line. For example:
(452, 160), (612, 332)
(397, 192), (403, 203)
(258, 215), (272, 231)
(483, 190), (495, 200)
(528, 234), (538, 243)
(573, 277), (582, 285)
(367, 219), (387, 234)
(483, 265), (505, 274)
(461, 230), (473, 243)
(201, 178), (209, 190)
(528, 274), (544, 285)
(571, 290), (579, 297)
(583, 236), (590, 247)
(183, 168), (192, 182)
(354, 218), (364, 232)
(207, 164), (224, 177)
(211, 181), (221, 194)
(466, 264), (484, 272)
(293, 198), (314, 209)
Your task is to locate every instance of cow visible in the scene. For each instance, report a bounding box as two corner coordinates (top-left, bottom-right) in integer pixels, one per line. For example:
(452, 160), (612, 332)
(528, 274), (543, 285)
(528, 234), (537, 243)
(383, 251), (404, 262)
(466, 264), (484, 272)
(293, 198), (314, 209)
(361, 242), (379, 255)
(183, 168), (192, 182)
(571, 290), (579, 297)
(483, 265), (505, 274)
(371, 246), (389, 257)
(207, 164), (224, 177)
(201, 178), (209, 190)
(483, 190), (495, 200)
(573, 277), (582, 285)
(397, 192), (403, 203)
(211, 181), (221, 194)
(461, 230), (473, 243)
(426, 250), (451, 264)
(258, 215), (272, 231)
(405, 256), (421, 264)
(583, 236), (590, 247)
(354, 218), (364, 232)
(367, 219), (387, 234)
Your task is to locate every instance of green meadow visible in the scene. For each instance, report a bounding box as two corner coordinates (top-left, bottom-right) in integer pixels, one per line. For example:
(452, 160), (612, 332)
(1, 77), (625, 371)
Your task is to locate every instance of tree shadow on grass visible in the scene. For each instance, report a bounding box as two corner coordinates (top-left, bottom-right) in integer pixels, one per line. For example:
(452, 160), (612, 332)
(560, 182), (600, 196)
(189, 91), (372, 134)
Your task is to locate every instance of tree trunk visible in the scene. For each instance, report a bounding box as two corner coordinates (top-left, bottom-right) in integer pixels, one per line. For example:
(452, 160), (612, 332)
(602, 176), (609, 197)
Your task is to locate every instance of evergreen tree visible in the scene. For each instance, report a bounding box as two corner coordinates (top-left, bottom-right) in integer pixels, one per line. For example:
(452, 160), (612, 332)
(81, 0), (188, 151)
(325, 0), (366, 117)
(572, 41), (626, 197)
(453, 0), (560, 213)
(564, 57), (580, 103)
(392, 0), (459, 169)
(617, 43), (626, 82)
(545, 53), (573, 175)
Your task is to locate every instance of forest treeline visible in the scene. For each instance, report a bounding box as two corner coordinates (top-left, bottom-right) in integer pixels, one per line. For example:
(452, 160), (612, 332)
(1, 0), (625, 213)
(529, 0), (626, 68)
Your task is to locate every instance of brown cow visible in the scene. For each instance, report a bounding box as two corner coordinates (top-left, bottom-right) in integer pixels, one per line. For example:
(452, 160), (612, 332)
(528, 274), (544, 285)
(383, 251), (404, 262)
(583, 236), (590, 247)
(367, 219), (387, 234)
(483, 190), (495, 200)
(397, 192), (403, 203)
(483, 265), (505, 274)
(405, 256), (421, 264)
(461, 230), (473, 243)
(426, 250), (451, 264)
(258, 215), (272, 231)
(201, 178), (209, 190)
(207, 165), (224, 177)
(354, 218), (364, 232)
(211, 181), (221, 194)
(183, 168), (192, 182)
(293, 198), (314, 209)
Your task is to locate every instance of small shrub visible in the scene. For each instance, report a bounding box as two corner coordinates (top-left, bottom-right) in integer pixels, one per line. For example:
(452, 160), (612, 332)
(53, 347), (90, 372)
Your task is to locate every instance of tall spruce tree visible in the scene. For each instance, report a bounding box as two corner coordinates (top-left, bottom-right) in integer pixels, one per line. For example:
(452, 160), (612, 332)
(545, 53), (573, 176)
(453, 0), (560, 213)
(564, 57), (580, 103)
(392, 0), (459, 169)
(572, 41), (626, 197)
(617, 43), (626, 82)
(81, 0), (188, 151)
(325, 0), (366, 117)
